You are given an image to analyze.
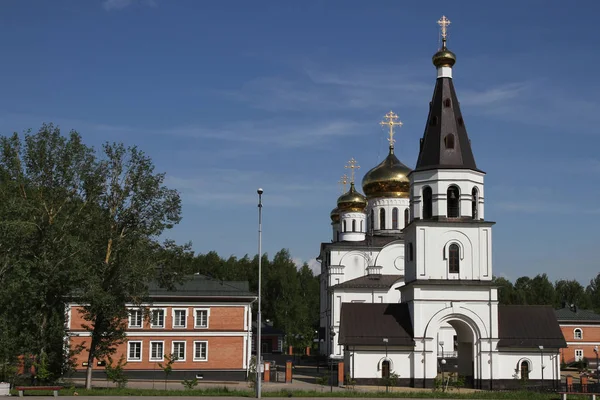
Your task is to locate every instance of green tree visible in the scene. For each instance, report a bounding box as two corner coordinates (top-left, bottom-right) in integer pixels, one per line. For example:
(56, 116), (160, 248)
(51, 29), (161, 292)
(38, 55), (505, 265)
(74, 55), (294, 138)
(0, 124), (99, 380)
(493, 276), (516, 305)
(530, 274), (556, 305)
(74, 143), (183, 389)
(587, 273), (600, 313)
(555, 279), (591, 309)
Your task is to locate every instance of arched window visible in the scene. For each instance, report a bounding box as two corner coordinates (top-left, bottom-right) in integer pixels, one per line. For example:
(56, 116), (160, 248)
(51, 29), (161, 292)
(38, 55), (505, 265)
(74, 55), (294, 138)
(382, 360), (390, 379)
(370, 209), (374, 231)
(352, 219), (356, 232)
(447, 186), (460, 218)
(472, 187), (479, 220)
(342, 220), (347, 232)
(404, 208), (409, 228)
(444, 134), (455, 149)
(423, 187), (433, 219)
(360, 220), (363, 232)
(574, 328), (583, 340)
(408, 243), (414, 261)
(444, 98), (451, 108)
(449, 243), (460, 273)
(392, 208), (398, 229)
(379, 208), (386, 230)
(520, 361), (529, 381)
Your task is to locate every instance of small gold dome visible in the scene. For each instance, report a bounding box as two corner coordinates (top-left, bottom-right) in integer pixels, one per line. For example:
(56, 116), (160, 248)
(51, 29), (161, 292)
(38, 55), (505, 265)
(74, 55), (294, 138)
(330, 207), (340, 223)
(337, 182), (367, 213)
(362, 149), (412, 199)
(432, 47), (456, 68)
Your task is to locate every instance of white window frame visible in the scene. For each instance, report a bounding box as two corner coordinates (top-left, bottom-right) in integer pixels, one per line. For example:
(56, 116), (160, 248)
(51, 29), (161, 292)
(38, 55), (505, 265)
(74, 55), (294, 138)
(573, 328), (583, 340)
(194, 308), (210, 329)
(128, 309), (143, 329)
(150, 308), (166, 329)
(193, 341), (208, 362)
(149, 341), (164, 362)
(575, 349), (584, 361)
(127, 341), (142, 362)
(172, 308), (188, 329)
(172, 341), (186, 362)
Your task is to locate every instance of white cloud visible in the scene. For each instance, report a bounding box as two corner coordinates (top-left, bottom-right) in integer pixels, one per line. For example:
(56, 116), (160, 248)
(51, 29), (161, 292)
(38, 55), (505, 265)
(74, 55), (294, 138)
(102, 0), (157, 11)
(292, 257), (321, 275)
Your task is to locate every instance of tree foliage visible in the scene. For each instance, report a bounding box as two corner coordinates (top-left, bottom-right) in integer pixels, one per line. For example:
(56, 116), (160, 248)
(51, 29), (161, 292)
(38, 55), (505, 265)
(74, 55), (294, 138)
(494, 273), (600, 312)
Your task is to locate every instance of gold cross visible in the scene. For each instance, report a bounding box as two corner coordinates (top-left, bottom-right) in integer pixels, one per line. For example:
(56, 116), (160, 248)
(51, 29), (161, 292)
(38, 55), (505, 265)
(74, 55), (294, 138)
(344, 158), (360, 184)
(438, 15), (451, 41)
(338, 174), (348, 193)
(379, 110), (403, 149)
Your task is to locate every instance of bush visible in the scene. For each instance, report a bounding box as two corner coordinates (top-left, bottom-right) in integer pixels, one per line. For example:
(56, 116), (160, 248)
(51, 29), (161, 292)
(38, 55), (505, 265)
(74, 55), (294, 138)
(181, 378), (198, 390)
(104, 355), (128, 388)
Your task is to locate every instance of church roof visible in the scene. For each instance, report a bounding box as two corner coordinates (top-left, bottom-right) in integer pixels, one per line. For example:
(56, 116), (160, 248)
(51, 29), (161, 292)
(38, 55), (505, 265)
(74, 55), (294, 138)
(555, 306), (600, 323)
(332, 274), (403, 290)
(414, 73), (481, 173)
(498, 305), (567, 349)
(320, 235), (401, 253)
(338, 303), (566, 349)
(339, 303), (414, 346)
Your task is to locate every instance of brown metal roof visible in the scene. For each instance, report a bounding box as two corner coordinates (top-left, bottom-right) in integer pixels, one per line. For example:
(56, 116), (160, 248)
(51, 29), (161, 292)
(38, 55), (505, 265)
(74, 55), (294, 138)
(498, 305), (567, 349)
(339, 303), (414, 346)
(332, 274), (403, 290)
(415, 77), (481, 173)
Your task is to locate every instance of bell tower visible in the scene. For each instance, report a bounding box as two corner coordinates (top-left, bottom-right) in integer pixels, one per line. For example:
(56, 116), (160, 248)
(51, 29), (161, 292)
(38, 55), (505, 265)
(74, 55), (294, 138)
(404, 15), (495, 283)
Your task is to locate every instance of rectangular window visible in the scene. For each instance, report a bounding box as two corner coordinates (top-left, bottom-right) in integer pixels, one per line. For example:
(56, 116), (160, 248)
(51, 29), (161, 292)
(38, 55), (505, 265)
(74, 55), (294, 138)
(150, 341), (164, 361)
(151, 309), (165, 328)
(575, 349), (584, 361)
(194, 309), (209, 328)
(173, 309), (187, 328)
(128, 309), (142, 328)
(172, 341), (186, 361)
(194, 341), (208, 361)
(277, 336), (283, 352)
(128, 341), (142, 361)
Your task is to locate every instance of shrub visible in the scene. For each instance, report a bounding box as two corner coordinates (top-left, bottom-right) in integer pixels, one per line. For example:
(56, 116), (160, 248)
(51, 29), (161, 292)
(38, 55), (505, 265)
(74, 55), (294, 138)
(104, 355), (128, 388)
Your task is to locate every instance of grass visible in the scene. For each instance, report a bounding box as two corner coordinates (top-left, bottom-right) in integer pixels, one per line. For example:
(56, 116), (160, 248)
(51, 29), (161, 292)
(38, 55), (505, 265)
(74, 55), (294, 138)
(9, 386), (594, 398)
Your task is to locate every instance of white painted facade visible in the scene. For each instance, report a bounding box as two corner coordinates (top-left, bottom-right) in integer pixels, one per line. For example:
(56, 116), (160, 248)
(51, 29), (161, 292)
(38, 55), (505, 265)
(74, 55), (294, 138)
(368, 197), (410, 233)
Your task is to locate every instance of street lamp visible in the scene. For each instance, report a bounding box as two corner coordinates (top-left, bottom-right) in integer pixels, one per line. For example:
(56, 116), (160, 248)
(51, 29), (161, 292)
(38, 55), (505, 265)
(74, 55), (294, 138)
(256, 188), (263, 399)
(383, 338), (389, 393)
(439, 341), (445, 392)
(539, 345), (544, 389)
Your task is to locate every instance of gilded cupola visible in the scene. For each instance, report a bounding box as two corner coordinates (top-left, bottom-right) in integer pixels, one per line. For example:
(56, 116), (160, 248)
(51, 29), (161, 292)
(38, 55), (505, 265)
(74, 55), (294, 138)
(330, 207), (340, 223)
(362, 111), (412, 199)
(336, 158), (367, 212)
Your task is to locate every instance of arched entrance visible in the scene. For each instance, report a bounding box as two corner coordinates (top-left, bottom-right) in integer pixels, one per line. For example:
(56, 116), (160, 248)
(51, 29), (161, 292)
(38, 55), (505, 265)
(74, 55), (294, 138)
(429, 313), (483, 389)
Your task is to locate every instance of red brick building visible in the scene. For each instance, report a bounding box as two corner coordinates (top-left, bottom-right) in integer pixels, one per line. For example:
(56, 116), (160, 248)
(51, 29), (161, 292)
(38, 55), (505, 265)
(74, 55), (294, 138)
(555, 305), (600, 368)
(67, 275), (256, 381)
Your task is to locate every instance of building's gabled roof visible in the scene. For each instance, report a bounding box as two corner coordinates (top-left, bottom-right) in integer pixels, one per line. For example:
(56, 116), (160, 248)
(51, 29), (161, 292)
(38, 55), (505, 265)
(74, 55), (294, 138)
(148, 274), (256, 298)
(339, 303), (414, 346)
(555, 306), (600, 323)
(498, 305), (566, 349)
(332, 274), (403, 290)
(415, 76), (481, 173)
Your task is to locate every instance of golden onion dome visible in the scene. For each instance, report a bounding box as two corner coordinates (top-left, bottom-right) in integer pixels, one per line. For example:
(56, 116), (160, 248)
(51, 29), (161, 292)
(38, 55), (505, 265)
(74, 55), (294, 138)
(432, 46), (456, 68)
(336, 182), (367, 213)
(330, 207), (340, 223)
(362, 148), (412, 199)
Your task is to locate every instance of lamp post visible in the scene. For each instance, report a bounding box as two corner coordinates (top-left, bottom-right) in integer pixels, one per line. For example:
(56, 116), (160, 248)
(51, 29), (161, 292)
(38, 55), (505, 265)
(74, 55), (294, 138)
(539, 345), (544, 390)
(256, 188), (263, 399)
(439, 341), (445, 391)
(383, 338), (389, 393)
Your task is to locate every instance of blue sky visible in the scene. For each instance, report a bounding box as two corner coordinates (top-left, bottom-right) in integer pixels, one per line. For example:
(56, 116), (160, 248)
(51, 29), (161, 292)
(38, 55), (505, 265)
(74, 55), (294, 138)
(0, 0), (599, 284)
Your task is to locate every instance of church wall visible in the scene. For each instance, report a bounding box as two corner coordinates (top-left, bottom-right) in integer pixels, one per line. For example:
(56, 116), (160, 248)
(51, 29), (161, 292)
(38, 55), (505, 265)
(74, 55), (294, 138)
(374, 241), (405, 275)
(403, 225), (493, 282)
(368, 197), (410, 232)
(346, 346), (413, 381)
(495, 350), (561, 382)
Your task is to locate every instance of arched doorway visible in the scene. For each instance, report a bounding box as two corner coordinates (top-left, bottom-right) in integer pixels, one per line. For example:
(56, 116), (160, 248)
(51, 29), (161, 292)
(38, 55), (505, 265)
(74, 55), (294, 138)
(520, 360), (530, 380)
(382, 360), (390, 379)
(435, 317), (479, 388)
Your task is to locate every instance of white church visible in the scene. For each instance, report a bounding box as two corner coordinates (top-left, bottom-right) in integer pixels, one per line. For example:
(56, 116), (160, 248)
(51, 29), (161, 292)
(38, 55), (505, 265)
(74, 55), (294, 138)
(317, 16), (566, 389)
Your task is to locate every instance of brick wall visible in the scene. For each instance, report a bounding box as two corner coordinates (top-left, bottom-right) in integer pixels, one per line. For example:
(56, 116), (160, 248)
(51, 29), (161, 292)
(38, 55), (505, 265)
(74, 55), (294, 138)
(559, 324), (600, 364)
